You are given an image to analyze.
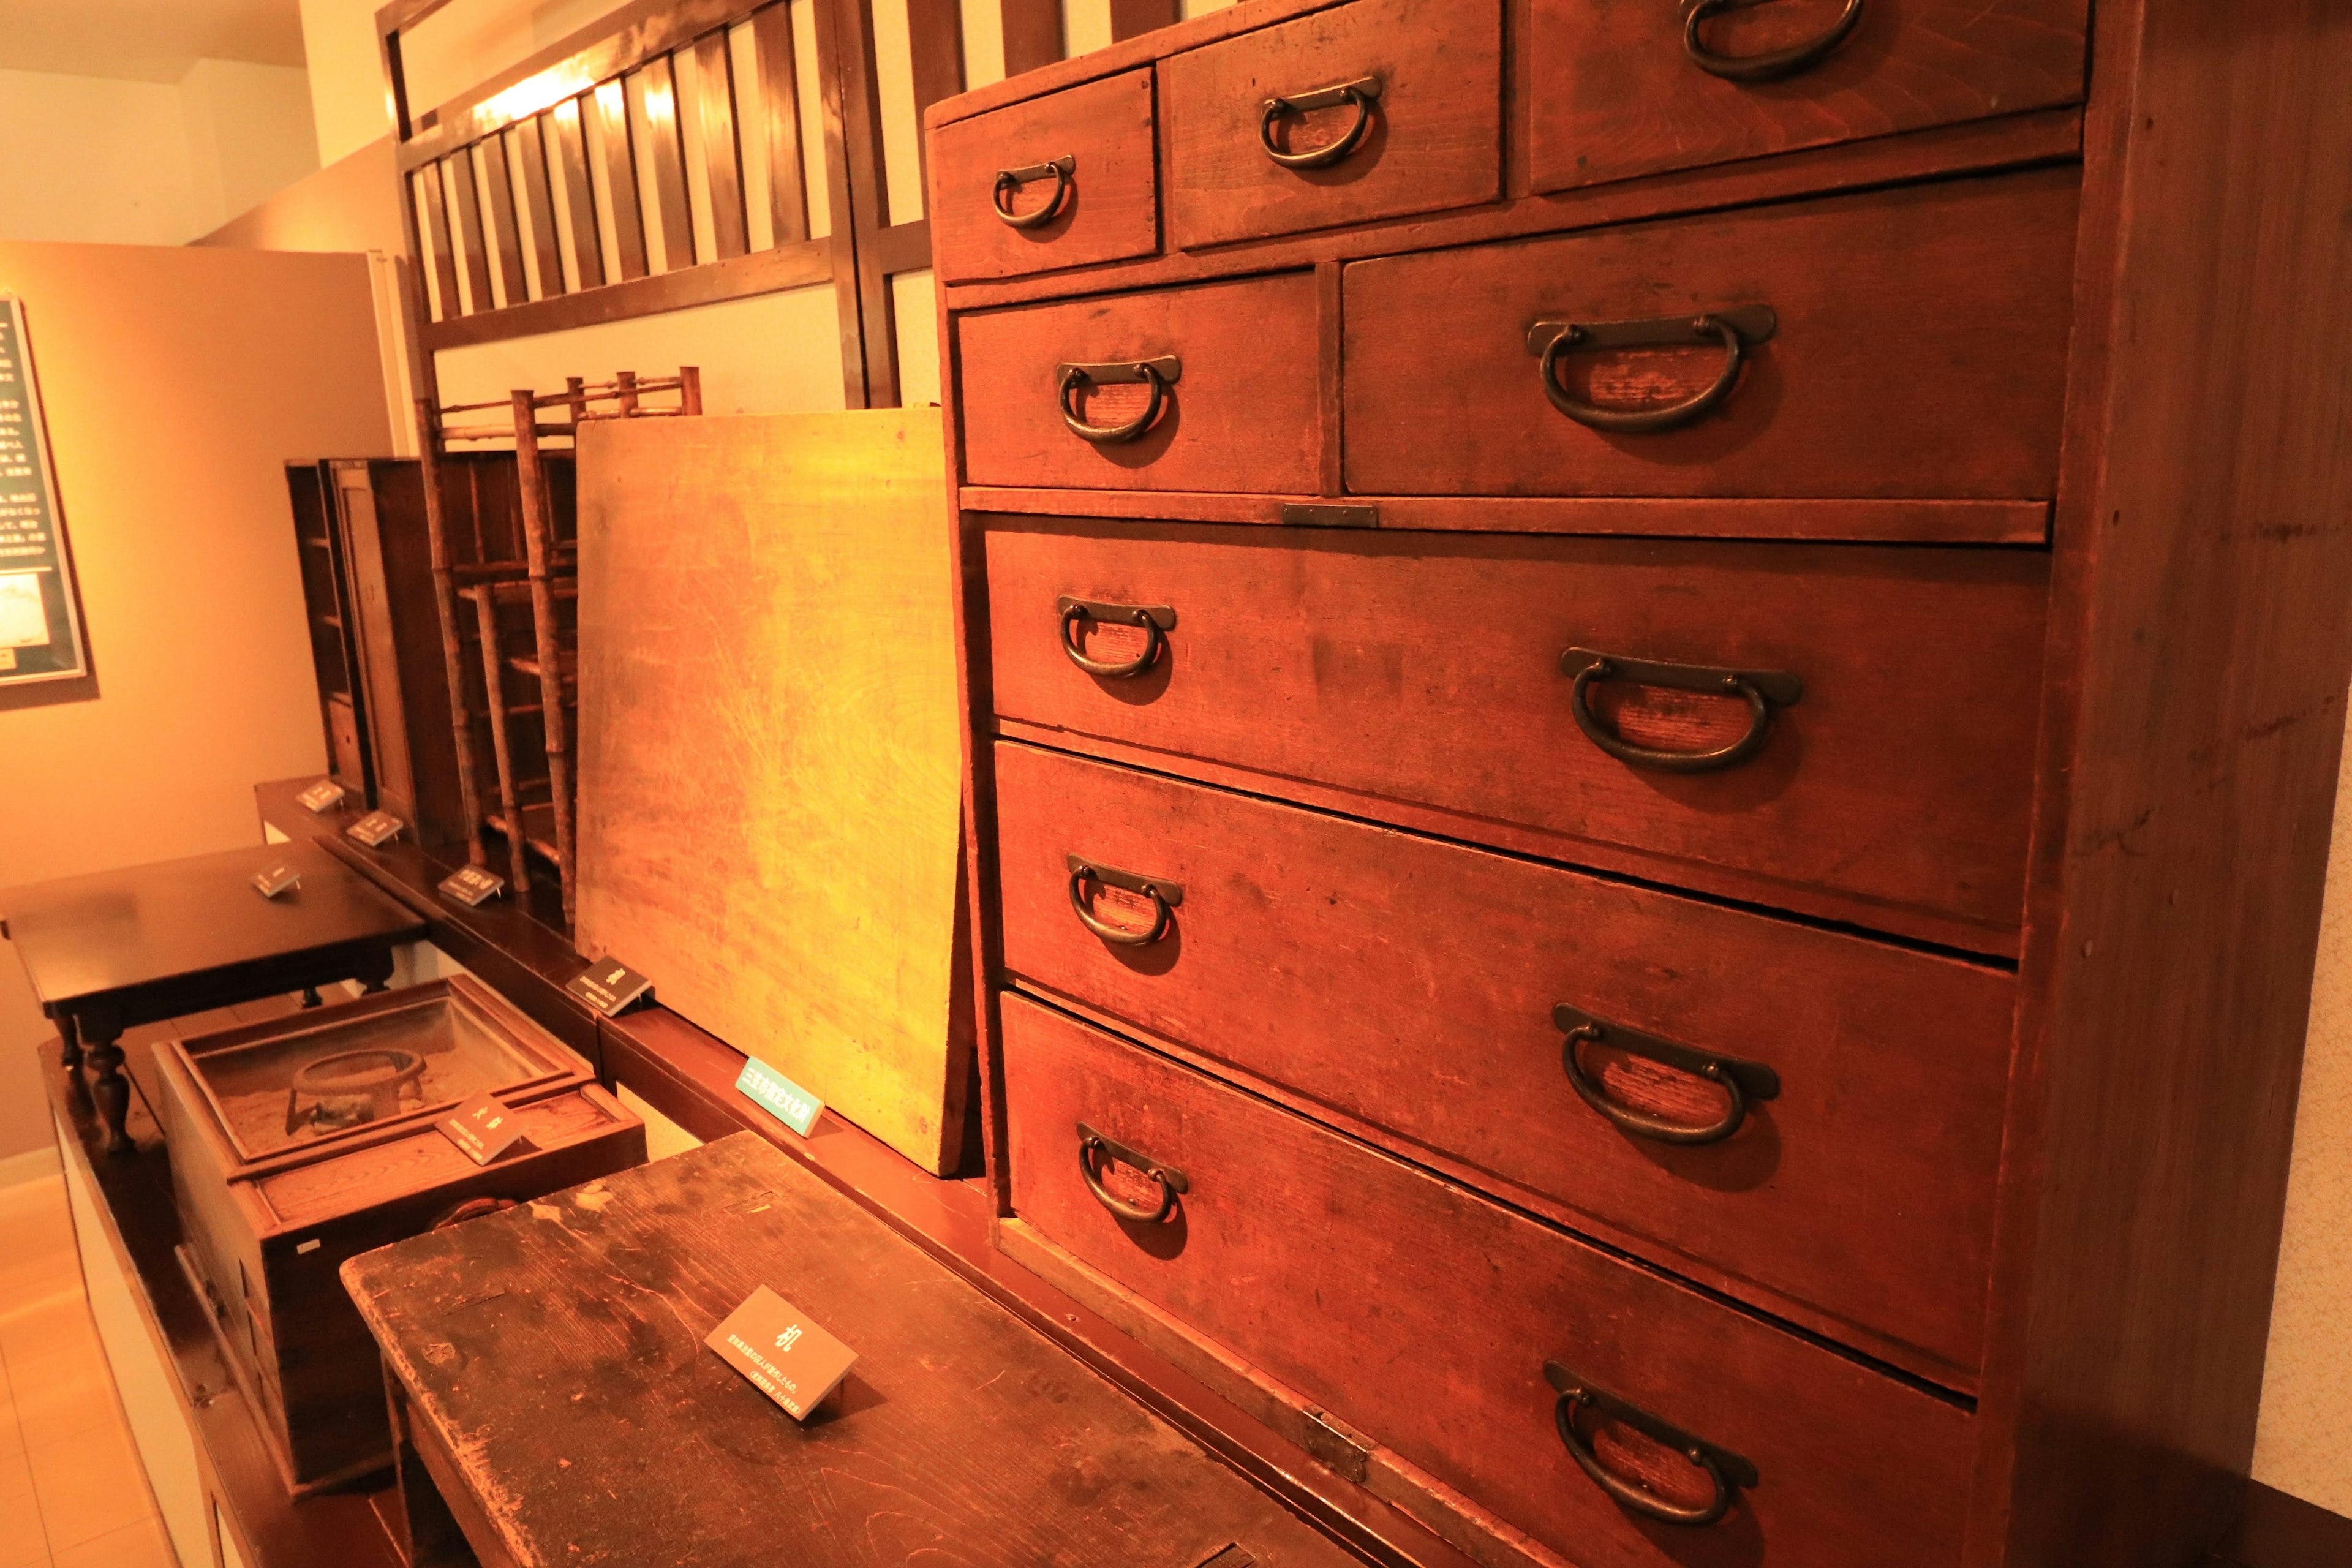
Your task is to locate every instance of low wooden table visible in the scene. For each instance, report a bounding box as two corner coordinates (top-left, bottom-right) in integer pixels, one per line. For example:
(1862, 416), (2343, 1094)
(1, 840), (426, 1152)
(344, 1133), (1357, 1568)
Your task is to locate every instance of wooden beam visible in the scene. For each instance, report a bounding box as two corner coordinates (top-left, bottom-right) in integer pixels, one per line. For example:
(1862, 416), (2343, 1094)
(475, 135), (529, 307)
(592, 78), (649, 281)
(630, 55), (697, 272)
(418, 237), (833, 352)
(1109, 0), (1180, 43)
(812, 0), (871, 407)
(905, 0), (965, 196)
(442, 153), (492, 315)
(752, 3), (809, 244)
(511, 118), (564, 298)
(692, 30), (749, 259)
(999, 0), (1063, 77)
(546, 97), (605, 290)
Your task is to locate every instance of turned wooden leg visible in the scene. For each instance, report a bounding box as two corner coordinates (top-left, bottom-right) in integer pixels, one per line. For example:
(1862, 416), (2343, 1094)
(301, 986), (323, 1009)
(84, 1022), (131, 1155)
(56, 1012), (81, 1069)
(355, 948), (397, 996)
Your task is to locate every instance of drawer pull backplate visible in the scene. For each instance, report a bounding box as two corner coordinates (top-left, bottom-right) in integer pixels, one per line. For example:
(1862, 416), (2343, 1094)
(1561, 646), (1802, 773)
(1066, 854), (1184, 946)
(1078, 1121), (1191, 1223)
(1544, 1362), (1757, 1527)
(993, 155), (1075, 228)
(1057, 356), (1182, 443)
(1684, 0), (1867, 83)
(1057, 595), (1176, 679)
(1259, 75), (1383, 169)
(1527, 305), (1776, 434)
(1553, 1005), (1781, 1146)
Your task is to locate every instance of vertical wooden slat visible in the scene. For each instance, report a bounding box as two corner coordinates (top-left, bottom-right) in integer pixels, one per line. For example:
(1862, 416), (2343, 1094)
(513, 117), (563, 298)
(905, 0), (965, 196)
(1108, 0), (1180, 42)
(1000, 0), (1064, 75)
(752, 3), (809, 245)
(443, 152), (493, 315)
(812, 0), (870, 405)
(476, 135), (529, 308)
(691, 31), (750, 259)
(413, 167), (460, 322)
(630, 58), (697, 272)
(593, 78), (650, 281)
(549, 96), (606, 290)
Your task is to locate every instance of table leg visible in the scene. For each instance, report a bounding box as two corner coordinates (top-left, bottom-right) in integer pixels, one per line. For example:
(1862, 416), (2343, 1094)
(57, 1012), (81, 1069)
(356, 948), (397, 996)
(301, 987), (323, 1009)
(83, 1018), (131, 1155)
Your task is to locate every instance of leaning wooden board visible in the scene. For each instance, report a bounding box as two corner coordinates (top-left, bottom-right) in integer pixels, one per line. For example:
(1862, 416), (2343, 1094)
(573, 412), (968, 1172)
(342, 1133), (1359, 1568)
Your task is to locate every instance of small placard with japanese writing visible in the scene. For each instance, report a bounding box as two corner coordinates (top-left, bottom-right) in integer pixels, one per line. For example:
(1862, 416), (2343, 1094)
(346, 811), (403, 847)
(567, 959), (652, 1016)
(251, 861), (301, 899)
(296, 778), (347, 813)
(439, 865), (505, 907)
(734, 1058), (823, 1136)
(438, 1094), (527, 1166)
(704, 1286), (856, 1421)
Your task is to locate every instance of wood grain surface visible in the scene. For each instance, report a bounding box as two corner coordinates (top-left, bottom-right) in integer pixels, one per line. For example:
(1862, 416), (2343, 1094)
(957, 272), (1323, 494)
(572, 412), (970, 1173)
(1161, 0), (1502, 250)
(1343, 169), (2077, 500)
(1001, 995), (1977, 1568)
(342, 1132), (1364, 1568)
(930, 69), (1159, 282)
(993, 741), (2014, 1385)
(1527, 0), (2087, 192)
(982, 516), (2048, 953)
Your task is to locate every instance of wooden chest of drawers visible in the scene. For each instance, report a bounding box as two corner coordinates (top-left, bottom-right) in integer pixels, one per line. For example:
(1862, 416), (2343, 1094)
(929, 4), (2352, 1566)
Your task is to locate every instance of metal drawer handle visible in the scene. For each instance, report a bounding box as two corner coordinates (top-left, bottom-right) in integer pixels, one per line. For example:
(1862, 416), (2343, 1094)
(1545, 1363), (1757, 1527)
(993, 155), (1074, 228)
(1259, 75), (1382, 169)
(1553, 1006), (1781, 1146)
(1528, 306), (1776, 434)
(1561, 646), (1803, 774)
(1079, 1122), (1190, 1223)
(1684, 0), (1867, 82)
(1057, 355), (1181, 443)
(1068, 854), (1183, 946)
(1058, 596), (1175, 679)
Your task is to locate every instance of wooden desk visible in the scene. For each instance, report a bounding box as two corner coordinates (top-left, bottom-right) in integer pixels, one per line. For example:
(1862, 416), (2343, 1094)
(344, 1133), (1362, 1568)
(2, 841), (426, 1151)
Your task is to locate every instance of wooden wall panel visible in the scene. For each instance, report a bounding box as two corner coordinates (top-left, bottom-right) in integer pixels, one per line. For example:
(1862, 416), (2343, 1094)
(573, 412), (969, 1173)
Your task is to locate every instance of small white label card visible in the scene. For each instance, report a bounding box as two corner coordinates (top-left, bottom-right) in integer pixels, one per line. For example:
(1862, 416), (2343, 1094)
(438, 864), (506, 907)
(251, 860), (302, 899)
(566, 958), (652, 1016)
(437, 1093), (529, 1165)
(704, 1286), (857, 1421)
(346, 810), (404, 848)
(296, 778), (347, 813)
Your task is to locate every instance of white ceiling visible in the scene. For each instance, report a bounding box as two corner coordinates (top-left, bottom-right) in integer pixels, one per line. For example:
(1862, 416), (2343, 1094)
(0, 0), (305, 84)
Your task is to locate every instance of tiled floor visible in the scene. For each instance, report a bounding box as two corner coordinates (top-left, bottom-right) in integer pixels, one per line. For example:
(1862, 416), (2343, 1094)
(0, 1170), (175, 1568)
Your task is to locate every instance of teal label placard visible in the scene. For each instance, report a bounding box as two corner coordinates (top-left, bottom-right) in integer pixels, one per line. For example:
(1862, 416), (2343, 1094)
(736, 1058), (823, 1136)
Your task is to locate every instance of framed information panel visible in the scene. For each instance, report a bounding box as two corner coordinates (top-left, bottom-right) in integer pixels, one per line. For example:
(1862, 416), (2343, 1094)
(0, 296), (87, 685)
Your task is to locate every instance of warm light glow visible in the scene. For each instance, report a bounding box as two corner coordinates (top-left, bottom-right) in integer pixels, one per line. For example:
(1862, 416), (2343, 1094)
(477, 62), (603, 137)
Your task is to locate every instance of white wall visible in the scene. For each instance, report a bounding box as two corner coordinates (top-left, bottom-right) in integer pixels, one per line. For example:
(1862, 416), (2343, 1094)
(0, 61), (317, 246)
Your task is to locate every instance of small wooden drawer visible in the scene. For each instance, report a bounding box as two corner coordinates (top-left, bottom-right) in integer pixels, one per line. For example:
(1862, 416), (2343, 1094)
(982, 518), (2046, 954)
(993, 741), (2012, 1381)
(930, 69), (1159, 283)
(1161, 0), (1502, 251)
(958, 273), (1321, 494)
(1343, 169), (2078, 500)
(1528, 0), (2089, 193)
(1001, 995), (1973, 1568)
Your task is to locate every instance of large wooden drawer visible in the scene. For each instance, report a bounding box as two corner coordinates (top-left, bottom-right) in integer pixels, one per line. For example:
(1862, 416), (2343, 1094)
(1343, 170), (2078, 499)
(982, 518), (2046, 953)
(1161, 0), (1502, 251)
(958, 273), (1321, 494)
(1001, 995), (1974, 1568)
(930, 70), (1159, 283)
(1527, 0), (2087, 193)
(993, 741), (2012, 1382)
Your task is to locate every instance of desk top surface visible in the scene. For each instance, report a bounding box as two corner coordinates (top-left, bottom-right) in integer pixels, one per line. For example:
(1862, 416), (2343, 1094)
(0, 840), (424, 1007)
(343, 1132), (1353, 1568)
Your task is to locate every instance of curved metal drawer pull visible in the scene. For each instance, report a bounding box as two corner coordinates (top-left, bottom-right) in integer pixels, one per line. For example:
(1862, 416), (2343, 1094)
(1560, 646), (1802, 774)
(1527, 305), (1776, 434)
(1544, 1363), (1757, 1527)
(993, 155), (1075, 228)
(1058, 596), (1175, 679)
(1057, 355), (1182, 443)
(1259, 75), (1382, 168)
(1068, 854), (1183, 946)
(1553, 1006), (1781, 1146)
(1079, 1122), (1190, 1223)
(1684, 0), (1867, 82)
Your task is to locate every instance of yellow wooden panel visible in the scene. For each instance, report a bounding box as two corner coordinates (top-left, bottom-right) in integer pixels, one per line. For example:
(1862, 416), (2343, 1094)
(573, 409), (967, 1172)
